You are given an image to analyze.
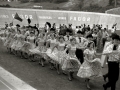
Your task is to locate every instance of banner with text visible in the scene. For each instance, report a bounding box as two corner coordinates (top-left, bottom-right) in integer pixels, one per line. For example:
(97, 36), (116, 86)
(0, 8), (120, 29)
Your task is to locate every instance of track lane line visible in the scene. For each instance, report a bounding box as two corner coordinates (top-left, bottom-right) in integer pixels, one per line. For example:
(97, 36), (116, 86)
(0, 66), (37, 90)
(0, 79), (13, 90)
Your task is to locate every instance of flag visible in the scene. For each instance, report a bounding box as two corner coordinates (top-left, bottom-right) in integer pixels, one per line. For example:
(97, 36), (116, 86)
(27, 18), (31, 24)
(14, 13), (23, 22)
(46, 22), (51, 28)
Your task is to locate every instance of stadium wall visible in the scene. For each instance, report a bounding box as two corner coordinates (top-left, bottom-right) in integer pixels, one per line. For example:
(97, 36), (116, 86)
(0, 7), (120, 29)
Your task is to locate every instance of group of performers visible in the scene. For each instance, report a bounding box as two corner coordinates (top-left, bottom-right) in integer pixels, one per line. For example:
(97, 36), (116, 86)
(0, 22), (120, 90)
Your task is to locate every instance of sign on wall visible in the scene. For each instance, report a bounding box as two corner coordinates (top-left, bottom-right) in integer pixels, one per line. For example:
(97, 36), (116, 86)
(0, 8), (120, 29)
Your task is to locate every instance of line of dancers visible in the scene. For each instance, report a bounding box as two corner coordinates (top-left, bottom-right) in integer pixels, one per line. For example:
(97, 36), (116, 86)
(0, 23), (119, 90)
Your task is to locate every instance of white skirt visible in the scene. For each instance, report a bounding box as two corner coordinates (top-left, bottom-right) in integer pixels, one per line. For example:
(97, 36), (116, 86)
(77, 58), (102, 79)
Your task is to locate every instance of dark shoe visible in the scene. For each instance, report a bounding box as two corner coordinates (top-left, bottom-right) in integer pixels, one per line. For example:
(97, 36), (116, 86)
(62, 72), (67, 75)
(86, 83), (91, 90)
(57, 70), (60, 75)
(32, 60), (36, 62)
(38, 62), (41, 65)
(68, 76), (72, 81)
(71, 72), (74, 79)
(41, 59), (45, 67)
(50, 64), (54, 70)
(103, 75), (106, 82)
(68, 72), (72, 81)
(56, 64), (60, 75)
(87, 86), (91, 90)
(103, 84), (107, 90)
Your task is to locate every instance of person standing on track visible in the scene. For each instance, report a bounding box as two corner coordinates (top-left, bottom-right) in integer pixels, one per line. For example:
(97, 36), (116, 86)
(77, 41), (102, 90)
(103, 34), (120, 90)
(75, 31), (87, 64)
(102, 28), (109, 47)
(97, 28), (103, 50)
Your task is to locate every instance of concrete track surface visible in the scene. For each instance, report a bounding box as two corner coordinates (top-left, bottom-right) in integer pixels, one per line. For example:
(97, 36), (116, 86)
(0, 40), (120, 90)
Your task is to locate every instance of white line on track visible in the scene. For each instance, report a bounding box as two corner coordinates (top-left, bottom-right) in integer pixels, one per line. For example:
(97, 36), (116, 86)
(0, 79), (13, 90)
(0, 66), (37, 90)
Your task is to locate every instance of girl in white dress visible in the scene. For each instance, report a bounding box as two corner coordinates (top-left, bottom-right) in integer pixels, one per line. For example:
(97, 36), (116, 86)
(4, 31), (11, 48)
(50, 36), (67, 74)
(20, 30), (30, 59)
(29, 33), (47, 64)
(62, 38), (81, 81)
(0, 30), (7, 44)
(2, 30), (9, 47)
(44, 33), (57, 69)
(18, 30), (26, 58)
(27, 32), (36, 61)
(21, 31), (36, 60)
(5, 31), (15, 53)
(77, 41), (102, 89)
(14, 30), (23, 56)
(38, 33), (47, 66)
(11, 32), (18, 54)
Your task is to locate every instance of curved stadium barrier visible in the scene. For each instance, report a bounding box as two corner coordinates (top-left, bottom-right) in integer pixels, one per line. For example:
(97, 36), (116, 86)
(0, 7), (120, 29)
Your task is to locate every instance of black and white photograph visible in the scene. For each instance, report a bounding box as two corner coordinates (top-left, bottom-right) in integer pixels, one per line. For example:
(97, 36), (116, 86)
(0, 0), (120, 90)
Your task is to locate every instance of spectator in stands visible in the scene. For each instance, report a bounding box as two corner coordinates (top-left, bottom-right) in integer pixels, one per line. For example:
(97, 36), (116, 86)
(16, 24), (20, 32)
(111, 23), (117, 33)
(5, 22), (9, 29)
(52, 23), (56, 30)
(92, 30), (98, 47)
(64, 29), (72, 44)
(111, 26), (116, 34)
(97, 28), (103, 50)
(68, 24), (74, 35)
(84, 29), (92, 38)
(79, 26), (82, 32)
(75, 26), (79, 34)
(102, 28), (109, 47)
(45, 22), (51, 33)
(87, 25), (91, 31)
